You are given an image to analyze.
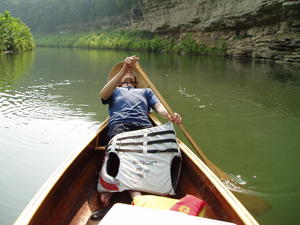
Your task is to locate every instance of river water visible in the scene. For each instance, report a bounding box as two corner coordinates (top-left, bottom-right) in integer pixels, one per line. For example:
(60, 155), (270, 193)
(0, 48), (299, 225)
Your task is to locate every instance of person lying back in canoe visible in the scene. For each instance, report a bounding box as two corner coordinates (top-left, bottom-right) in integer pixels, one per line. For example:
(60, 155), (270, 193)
(99, 56), (182, 207)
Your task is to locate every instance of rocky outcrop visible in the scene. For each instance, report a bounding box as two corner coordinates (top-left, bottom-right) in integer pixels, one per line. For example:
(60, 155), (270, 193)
(123, 0), (300, 64)
(83, 0), (300, 64)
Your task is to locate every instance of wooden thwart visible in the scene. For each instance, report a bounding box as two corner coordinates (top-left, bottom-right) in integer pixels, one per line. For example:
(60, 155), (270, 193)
(94, 146), (106, 151)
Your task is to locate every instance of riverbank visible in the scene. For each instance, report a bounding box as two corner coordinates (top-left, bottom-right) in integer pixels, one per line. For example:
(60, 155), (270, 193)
(34, 30), (300, 65)
(34, 30), (228, 56)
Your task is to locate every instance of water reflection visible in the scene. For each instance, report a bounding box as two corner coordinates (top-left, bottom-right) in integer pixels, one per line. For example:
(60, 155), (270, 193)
(268, 65), (299, 85)
(0, 49), (105, 225)
(0, 51), (35, 88)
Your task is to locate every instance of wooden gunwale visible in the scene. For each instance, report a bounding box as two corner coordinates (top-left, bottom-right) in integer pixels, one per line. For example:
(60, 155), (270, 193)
(13, 118), (109, 225)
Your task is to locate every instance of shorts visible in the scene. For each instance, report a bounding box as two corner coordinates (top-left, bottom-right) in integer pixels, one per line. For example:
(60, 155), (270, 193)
(108, 123), (152, 140)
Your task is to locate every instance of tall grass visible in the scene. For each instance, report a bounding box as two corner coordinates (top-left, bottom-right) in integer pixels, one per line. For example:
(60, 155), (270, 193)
(35, 30), (228, 56)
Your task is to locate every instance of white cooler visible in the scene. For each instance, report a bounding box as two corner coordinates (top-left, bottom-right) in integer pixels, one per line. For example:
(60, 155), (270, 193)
(97, 203), (236, 225)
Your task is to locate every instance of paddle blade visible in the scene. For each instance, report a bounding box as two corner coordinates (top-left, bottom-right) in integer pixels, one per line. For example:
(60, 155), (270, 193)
(197, 154), (271, 215)
(233, 191), (271, 215)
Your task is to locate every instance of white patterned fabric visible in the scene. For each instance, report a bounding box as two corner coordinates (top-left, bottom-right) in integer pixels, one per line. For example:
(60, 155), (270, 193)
(97, 122), (182, 195)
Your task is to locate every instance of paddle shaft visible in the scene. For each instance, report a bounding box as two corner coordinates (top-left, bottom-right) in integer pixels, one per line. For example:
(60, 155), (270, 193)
(135, 63), (210, 165)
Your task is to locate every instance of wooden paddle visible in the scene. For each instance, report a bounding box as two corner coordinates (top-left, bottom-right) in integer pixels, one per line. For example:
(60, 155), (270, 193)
(135, 63), (270, 214)
(135, 63), (226, 177)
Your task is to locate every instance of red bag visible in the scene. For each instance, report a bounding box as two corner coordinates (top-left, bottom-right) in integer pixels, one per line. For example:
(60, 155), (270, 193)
(169, 195), (207, 217)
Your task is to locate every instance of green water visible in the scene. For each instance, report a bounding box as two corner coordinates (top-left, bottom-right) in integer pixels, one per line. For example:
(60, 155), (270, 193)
(0, 48), (299, 225)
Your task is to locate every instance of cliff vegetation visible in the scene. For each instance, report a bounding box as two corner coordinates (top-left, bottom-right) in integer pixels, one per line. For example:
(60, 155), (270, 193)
(35, 30), (227, 56)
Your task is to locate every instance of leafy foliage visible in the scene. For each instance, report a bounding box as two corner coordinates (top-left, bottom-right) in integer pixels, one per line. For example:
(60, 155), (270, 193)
(0, 11), (35, 51)
(35, 30), (228, 56)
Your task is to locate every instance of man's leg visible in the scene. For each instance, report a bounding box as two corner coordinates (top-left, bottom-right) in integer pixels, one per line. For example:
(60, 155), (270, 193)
(129, 190), (142, 199)
(100, 192), (113, 208)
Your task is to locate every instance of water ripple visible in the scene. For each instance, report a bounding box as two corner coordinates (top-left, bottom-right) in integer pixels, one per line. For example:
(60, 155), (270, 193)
(177, 85), (299, 119)
(0, 80), (91, 122)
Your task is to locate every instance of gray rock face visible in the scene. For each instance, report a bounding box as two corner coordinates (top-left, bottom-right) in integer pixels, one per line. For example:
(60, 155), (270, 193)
(127, 0), (300, 64)
(95, 0), (300, 64)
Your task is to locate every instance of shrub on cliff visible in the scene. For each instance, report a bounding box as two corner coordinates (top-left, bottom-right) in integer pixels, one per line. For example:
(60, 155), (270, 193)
(0, 11), (35, 52)
(173, 35), (228, 56)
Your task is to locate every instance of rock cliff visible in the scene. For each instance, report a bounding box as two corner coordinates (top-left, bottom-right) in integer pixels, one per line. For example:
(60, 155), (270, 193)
(95, 0), (300, 64)
(127, 0), (300, 64)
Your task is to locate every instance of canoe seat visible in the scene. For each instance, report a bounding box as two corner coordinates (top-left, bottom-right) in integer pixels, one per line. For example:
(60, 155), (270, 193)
(95, 146), (106, 151)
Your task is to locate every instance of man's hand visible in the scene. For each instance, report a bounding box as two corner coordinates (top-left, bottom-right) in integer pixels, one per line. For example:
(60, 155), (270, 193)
(123, 56), (140, 71)
(154, 103), (183, 124)
(168, 112), (183, 124)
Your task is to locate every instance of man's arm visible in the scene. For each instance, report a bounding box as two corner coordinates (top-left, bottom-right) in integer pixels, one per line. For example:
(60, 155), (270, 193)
(99, 56), (139, 100)
(154, 103), (182, 124)
(99, 66), (126, 100)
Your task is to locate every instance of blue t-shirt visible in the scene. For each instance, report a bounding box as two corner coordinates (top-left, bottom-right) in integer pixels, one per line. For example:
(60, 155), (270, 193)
(102, 87), (159, 129)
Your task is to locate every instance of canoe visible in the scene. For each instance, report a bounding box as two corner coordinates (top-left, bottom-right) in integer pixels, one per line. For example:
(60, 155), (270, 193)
(14, 114), (259, 225)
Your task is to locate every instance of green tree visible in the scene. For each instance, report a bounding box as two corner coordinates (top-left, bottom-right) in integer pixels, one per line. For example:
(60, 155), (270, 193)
(0, 11), (35, 51)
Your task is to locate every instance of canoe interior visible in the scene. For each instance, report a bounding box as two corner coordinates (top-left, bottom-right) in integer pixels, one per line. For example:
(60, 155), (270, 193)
(20, 118), (249, 225)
